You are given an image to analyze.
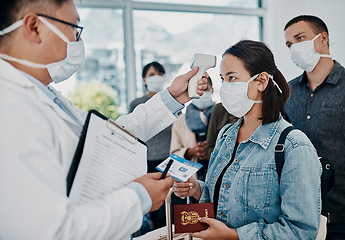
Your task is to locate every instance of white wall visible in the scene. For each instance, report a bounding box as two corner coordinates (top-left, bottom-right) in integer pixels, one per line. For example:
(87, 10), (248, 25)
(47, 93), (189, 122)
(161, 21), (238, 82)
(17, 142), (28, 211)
(264, 0), (345, 81)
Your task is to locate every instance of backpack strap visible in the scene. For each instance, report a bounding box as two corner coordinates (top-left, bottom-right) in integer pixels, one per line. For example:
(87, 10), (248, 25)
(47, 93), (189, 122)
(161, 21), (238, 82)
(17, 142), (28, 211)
(275, 126), (296, 182)
(275, 126), (336, 220)
(220, 123), (233, 139)
(320, 157), (335, 218)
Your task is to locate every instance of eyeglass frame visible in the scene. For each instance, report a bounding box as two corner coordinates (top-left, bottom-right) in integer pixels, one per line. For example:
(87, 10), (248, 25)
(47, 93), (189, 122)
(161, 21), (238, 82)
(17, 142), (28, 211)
(37, 13), (83, 41)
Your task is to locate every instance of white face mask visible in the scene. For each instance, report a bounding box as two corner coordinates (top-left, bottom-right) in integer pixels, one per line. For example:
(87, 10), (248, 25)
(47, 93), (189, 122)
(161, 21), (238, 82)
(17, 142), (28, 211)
(192, 91), (214, 110)
(0, 16), (85, 83)
(289, 33), (332, 72)
(145, 75), (165, 92)
(220, 74), (282, 118)
(220, 74), (262, 118)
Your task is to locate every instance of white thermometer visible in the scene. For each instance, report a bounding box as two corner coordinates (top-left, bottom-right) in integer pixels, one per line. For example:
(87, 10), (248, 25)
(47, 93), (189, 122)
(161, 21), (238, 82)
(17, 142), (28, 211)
(188, 53), (216, 98)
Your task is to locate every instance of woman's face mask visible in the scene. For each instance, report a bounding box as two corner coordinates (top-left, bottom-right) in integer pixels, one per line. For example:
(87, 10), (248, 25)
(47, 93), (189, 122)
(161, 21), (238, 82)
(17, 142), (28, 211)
(0, 16), (85, 83)
(220, 73), (282, 118)
(289, 33), (332, 72)
(220, 74), (262, 118)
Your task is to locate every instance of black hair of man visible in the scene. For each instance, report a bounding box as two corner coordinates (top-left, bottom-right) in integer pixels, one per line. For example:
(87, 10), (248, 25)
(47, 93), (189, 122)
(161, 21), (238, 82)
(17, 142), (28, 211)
(0, 0), (69, 43)
(284, 15), (329, 36)
(142, 61), (165, 78)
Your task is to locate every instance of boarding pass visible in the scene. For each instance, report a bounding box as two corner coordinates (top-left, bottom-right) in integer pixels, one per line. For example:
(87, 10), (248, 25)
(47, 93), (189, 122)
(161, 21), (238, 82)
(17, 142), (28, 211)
(156, 154), (203, 182)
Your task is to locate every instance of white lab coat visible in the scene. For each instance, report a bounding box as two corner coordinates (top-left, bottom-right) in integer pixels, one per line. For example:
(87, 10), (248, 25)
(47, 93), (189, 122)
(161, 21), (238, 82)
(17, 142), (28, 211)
(0, 59), (177, 240)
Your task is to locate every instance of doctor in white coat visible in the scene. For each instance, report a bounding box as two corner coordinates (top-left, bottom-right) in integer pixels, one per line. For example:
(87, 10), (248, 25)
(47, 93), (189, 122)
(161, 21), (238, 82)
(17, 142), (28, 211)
(0, 0), (208, 239)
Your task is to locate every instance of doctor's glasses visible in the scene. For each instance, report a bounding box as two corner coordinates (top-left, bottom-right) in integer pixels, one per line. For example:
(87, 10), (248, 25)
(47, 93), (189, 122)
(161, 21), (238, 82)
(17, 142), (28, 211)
(37, 13), (84, 41)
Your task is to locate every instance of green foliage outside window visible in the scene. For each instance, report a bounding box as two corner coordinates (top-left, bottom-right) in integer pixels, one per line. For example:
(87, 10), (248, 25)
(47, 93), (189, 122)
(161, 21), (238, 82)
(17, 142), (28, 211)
(68, 81), (120, 120)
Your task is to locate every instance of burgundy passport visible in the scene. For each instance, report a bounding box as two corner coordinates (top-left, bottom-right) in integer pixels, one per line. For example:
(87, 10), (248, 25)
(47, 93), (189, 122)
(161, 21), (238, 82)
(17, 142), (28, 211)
(174, 202), (215, 233)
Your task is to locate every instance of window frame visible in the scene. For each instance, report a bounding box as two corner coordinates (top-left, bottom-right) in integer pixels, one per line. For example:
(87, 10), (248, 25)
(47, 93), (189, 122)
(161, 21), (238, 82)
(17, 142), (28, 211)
(76, 0), (265, 107)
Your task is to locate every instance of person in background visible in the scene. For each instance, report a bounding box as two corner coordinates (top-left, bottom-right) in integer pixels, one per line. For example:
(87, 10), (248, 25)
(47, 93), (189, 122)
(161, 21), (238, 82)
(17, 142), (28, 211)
(205, 102), (238, 161)
(129, 61), (171, 173)
(0, 0), (208, 239)
(284, 15), (345, 239)
(170, 77), (215, 181)
(174, 40), (322, 240)
(129, 62), (173, 234)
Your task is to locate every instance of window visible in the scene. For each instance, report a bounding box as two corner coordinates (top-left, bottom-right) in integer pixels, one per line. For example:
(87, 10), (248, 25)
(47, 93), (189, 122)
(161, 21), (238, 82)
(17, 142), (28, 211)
(133, 10), (260, 101)
(76, 8), (127, 112)
(61, 0), (264, 114)
(136, 0), (260, 8)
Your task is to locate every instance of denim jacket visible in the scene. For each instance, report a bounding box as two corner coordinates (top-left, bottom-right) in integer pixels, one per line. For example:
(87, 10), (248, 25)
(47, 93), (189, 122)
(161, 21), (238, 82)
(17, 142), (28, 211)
(199, 116), (322, 239)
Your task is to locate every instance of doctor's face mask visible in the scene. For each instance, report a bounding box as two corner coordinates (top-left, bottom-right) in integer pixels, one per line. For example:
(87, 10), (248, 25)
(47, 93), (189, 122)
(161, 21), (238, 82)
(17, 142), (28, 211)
(0, 15), (85, 83)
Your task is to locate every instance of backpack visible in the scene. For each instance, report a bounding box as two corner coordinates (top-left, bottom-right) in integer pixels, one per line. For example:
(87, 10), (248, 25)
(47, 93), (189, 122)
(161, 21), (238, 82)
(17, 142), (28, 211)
(275, 126), (335, 240)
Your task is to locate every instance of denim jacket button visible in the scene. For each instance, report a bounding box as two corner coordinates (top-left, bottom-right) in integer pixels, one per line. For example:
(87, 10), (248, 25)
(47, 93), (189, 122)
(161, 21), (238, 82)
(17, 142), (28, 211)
(220, 212), (225, 217)
(224, 184), (229, 189)
(234, 159), (239, 164)
(307, 115), (311, 120)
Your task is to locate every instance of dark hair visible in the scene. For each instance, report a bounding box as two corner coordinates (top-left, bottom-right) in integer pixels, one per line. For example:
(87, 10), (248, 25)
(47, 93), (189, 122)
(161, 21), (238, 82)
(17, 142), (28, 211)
(284, 15), (328, 35)
(0, 0), (68, 42)
(142, 61), (165, 78)
(223, 40), (290, 124)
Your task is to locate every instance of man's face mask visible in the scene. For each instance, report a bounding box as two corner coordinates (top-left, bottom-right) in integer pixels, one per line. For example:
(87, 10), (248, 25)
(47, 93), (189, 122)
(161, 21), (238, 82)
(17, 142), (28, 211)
(0, 15), (85, 83)
(289, 33), (332, 72)
(145, 75), (165, 93)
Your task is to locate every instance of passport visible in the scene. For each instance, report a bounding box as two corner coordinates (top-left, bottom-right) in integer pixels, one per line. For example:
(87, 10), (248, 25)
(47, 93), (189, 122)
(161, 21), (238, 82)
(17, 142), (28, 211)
(174, 202), (215, 233)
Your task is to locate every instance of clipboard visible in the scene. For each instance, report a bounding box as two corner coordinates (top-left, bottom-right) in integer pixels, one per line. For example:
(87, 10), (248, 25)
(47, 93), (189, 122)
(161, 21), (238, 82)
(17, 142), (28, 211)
(66, 110), (147, 202)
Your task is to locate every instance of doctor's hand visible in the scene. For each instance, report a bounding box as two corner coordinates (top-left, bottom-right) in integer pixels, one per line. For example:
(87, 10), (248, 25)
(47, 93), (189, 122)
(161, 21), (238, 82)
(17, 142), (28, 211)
(191, 217), (239, 240)
(134, 172), (174, 212)
(168, 67), (209, 104)
(173, 174), (201, 200)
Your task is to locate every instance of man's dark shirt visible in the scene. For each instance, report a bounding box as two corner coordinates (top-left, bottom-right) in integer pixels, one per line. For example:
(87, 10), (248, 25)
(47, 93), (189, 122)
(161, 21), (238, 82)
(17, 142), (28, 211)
(285, 61), (345, 224)
(129, 94), (172, 163)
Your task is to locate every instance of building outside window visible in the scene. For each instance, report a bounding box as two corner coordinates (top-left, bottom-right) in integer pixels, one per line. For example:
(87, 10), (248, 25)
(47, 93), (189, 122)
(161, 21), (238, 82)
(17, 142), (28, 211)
(54, 0), (263, 115)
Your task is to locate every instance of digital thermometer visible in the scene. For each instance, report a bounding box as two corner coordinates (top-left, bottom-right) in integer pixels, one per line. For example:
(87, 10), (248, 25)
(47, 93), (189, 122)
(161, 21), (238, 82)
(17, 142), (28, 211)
(188, 53), (216, 98)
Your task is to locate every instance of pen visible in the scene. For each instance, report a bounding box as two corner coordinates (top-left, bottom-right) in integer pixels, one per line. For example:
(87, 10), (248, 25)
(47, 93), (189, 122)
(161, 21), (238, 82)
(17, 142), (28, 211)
(160, 159), (174, 179)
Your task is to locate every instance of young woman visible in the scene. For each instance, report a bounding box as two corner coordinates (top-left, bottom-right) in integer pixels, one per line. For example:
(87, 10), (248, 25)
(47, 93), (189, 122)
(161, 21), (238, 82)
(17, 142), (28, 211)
(174, 40), (322, 240)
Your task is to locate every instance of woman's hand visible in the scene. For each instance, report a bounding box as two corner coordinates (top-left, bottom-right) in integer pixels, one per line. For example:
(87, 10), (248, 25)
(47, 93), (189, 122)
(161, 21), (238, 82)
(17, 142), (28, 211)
(173, 174), (201, 200)
(191, 217), (239, 240)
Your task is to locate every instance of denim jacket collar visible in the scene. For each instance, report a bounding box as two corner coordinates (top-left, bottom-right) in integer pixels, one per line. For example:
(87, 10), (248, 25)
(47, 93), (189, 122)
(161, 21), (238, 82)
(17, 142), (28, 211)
(222, 116), (282, 150)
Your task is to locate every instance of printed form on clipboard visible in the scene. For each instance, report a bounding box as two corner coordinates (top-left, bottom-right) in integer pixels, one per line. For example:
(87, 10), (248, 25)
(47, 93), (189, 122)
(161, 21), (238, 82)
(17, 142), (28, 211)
(67, 110), (147, 205)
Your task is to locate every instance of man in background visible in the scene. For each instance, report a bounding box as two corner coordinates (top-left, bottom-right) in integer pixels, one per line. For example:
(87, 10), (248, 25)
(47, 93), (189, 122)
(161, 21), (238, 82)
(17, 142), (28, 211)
(129, 61), (171, 173)
(284, 15), (345, 239)
(129, 62), (173, 233)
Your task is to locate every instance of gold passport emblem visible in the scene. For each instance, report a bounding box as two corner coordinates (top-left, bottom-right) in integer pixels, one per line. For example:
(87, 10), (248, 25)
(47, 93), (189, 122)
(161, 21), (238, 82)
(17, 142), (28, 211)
(180, 209), (209, 225)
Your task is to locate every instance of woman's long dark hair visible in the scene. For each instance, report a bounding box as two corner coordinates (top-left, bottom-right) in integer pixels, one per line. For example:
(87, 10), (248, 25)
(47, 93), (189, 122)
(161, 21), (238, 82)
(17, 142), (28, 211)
(223, 40), (290, 124)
